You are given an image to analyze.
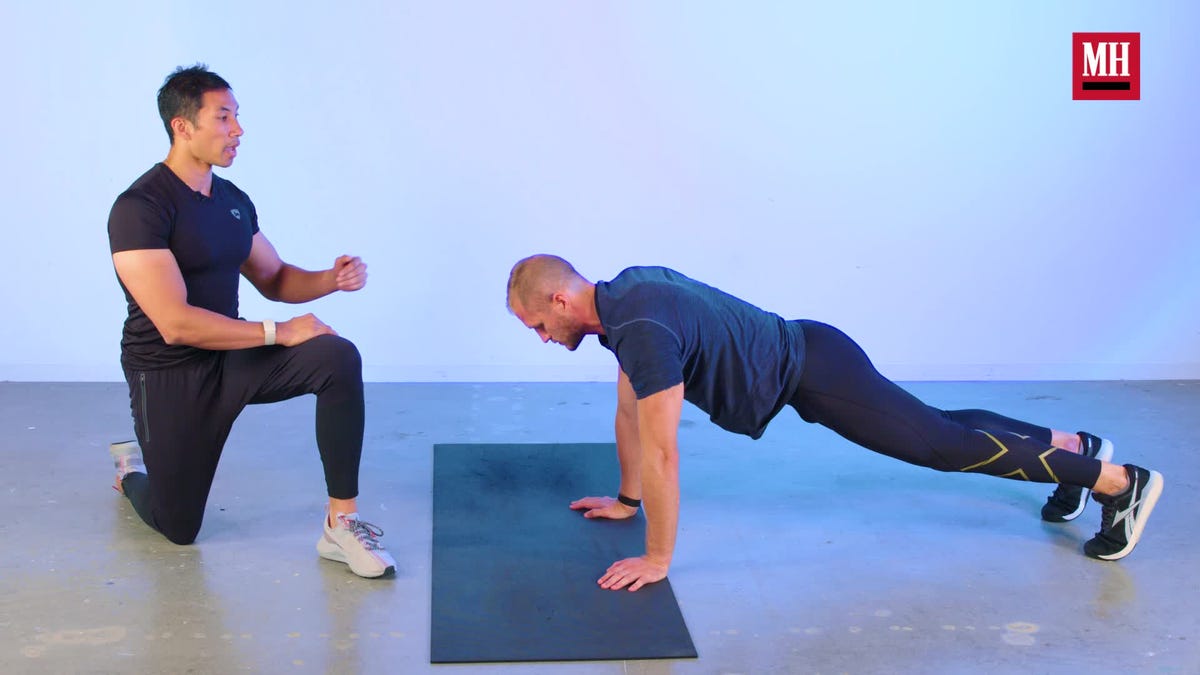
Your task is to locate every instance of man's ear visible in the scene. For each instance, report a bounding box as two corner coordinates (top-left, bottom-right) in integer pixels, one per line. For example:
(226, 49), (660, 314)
(550, 291), (570, 312)
(171, 117), (192, 142)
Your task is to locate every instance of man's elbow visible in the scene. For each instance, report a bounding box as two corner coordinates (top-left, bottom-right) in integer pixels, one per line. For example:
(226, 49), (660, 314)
(155, 315), (192, 345)
(159, 324), (186, 345)
(241, 267), (282, 302)
(645, 446), (679, 475)
(616, 407), (637, 431)
(252, 278), (283, 302)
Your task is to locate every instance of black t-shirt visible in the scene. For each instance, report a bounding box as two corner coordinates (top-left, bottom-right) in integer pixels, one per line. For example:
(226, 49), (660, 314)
(108, 163), (259, 370)
(595, 266), (806, 439)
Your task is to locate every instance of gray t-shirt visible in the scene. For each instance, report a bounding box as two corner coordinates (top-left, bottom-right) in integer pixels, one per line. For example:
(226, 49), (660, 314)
(595, 266), (806, 439)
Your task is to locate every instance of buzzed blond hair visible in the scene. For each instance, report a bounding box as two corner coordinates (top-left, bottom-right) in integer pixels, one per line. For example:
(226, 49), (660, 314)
(506, 254), (587, 312)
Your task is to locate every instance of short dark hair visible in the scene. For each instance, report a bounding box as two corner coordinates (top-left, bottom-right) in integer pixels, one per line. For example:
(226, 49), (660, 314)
(156, 64), (231, 142)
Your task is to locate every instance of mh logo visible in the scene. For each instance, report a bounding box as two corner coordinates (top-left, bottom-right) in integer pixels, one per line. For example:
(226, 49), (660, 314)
(1073, 32), (1140, 100)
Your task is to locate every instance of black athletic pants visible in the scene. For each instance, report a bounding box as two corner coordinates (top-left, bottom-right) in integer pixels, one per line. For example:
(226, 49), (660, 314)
(790, 321), (1102, 488)
(120, 335), (364, 545)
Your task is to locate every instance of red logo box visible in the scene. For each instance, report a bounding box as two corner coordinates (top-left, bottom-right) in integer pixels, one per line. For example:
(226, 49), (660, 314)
(1073, 32), (1140, 100)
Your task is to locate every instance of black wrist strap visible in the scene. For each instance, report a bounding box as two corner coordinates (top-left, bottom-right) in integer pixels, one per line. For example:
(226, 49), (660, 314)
(617, 493), (641, 508)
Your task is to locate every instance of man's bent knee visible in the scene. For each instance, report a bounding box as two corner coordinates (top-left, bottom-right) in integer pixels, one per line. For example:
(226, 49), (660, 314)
(307, 335), (362, 376)
(157, 516), (203, 546)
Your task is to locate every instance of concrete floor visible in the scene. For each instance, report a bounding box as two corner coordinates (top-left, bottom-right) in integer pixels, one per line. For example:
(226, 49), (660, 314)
(1, 380), (1197, 674)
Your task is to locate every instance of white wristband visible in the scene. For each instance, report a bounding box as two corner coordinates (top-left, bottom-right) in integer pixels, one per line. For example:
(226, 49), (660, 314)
(262, 319), (276, 346)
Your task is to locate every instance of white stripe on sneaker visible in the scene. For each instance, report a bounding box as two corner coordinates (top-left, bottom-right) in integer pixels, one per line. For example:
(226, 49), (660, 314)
(1099, 470), (1164, 561)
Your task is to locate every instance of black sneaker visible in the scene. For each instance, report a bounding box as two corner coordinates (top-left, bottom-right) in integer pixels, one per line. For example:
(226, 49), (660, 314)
(1041, 432), (1114, 522)
(1084, 464), (1163, 561)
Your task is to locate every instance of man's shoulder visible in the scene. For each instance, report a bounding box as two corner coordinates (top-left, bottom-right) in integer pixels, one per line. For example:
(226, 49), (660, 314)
(610, 265), (678, 283)
(608, 266), (686, 295)
(114, 164), (178, 211)
(598, 268), (692, 339)
(606, 266), (705, 310)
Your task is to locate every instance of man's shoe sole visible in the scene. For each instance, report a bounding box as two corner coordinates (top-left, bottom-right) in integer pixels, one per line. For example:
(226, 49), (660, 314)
(317, 537), (395, 578)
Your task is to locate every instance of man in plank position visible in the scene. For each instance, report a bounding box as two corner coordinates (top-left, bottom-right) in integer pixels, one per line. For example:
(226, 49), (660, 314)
(506, 254), (1163, 591)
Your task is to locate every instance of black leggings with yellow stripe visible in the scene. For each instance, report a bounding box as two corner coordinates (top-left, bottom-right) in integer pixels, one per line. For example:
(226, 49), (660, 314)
(790, 321), (1101, 488)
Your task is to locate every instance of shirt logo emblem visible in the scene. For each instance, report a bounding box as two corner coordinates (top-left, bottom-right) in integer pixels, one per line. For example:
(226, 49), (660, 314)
(230, 209), (242, 220)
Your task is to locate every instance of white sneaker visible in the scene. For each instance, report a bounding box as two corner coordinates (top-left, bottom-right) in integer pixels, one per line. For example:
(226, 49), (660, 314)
(110, 440), (145, 493)
(316, 511), (396, 578)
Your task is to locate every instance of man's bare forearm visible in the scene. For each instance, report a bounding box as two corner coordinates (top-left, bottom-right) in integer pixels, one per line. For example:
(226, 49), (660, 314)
(264, 264), (338, 304)
(641, 441), (680, 566)
(159, 306), (273, 350)
(634, 384), (684, 567)
(615, 410), (643, 499)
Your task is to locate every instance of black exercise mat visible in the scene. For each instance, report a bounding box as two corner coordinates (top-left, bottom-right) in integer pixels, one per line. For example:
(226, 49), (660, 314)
(431, 443), (697, 663)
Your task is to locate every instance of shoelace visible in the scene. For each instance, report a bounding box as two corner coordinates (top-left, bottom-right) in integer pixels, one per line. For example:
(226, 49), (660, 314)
(1094, 469), (1135, 535)
(344, 518), (386, 552)
(1095, 496), (1117, 534)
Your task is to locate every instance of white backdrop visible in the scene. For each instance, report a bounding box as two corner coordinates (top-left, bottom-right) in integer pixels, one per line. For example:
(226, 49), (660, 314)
(1, 2), (1197, 382)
